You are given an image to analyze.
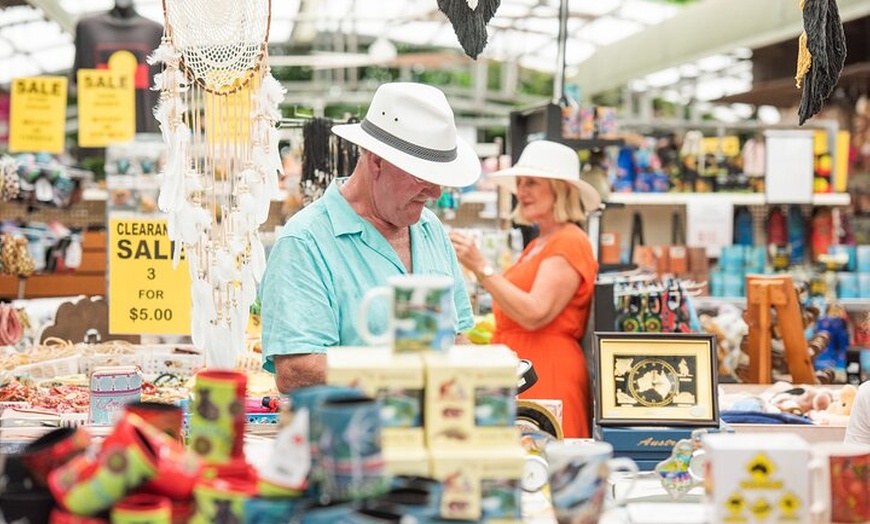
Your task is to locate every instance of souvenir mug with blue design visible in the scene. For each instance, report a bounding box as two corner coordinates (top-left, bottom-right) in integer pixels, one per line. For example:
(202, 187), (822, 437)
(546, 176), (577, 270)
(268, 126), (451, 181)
(546, 441), (638, 524)
(317, 396), (387, 502)
(358, 274), (455, 353)
(288, 385), (364, 495)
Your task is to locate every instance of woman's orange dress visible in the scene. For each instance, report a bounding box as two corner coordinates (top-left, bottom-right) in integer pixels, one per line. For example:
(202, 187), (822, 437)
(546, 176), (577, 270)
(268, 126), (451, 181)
(492, 224), (598, 438)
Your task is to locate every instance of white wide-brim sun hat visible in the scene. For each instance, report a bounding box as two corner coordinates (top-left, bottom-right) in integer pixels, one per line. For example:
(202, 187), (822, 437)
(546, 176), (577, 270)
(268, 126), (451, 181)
(331, 82), (481, 188)
(489, 140), (603, 215)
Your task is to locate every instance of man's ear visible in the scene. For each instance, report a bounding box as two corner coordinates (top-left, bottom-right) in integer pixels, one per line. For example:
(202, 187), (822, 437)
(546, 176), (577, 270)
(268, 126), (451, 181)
(366, 151), (383, 178)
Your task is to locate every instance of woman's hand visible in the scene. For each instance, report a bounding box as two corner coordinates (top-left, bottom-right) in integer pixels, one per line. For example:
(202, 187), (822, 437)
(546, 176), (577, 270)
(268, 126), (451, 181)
(449, 231), (488, 276)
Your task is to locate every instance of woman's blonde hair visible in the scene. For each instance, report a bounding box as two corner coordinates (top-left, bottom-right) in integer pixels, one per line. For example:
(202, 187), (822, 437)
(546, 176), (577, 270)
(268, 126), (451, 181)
(511, 178), (587, 226)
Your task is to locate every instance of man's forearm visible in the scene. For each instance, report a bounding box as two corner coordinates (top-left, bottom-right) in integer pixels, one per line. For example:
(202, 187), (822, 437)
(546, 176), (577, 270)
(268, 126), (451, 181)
(273, 353), (327, 393)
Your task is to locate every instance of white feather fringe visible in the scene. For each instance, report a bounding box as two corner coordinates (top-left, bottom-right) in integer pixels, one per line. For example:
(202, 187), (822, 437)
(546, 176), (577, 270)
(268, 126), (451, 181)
(147, 43), (179, 67)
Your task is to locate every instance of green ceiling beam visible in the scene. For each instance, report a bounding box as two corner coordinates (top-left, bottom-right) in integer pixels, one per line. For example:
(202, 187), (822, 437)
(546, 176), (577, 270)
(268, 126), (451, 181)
(27, 0), (76, 34)
(570, 0), (870, 97)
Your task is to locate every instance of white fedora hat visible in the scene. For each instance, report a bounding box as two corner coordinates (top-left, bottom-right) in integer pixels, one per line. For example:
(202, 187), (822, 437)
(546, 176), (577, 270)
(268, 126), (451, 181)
(489, 140), (603, 214)
(331, 82), (481, 188)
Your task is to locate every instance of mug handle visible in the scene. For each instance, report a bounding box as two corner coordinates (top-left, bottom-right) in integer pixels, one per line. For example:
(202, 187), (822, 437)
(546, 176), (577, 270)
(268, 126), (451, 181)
(608, 456), (640, 507)
(808, 457), (825, 523)
(688, 449), (706, 482)
(358, 287), (392, 346)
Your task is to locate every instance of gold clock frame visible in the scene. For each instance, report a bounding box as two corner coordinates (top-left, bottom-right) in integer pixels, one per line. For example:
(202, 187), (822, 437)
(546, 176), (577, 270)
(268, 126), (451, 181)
(594, 332), (719, 427)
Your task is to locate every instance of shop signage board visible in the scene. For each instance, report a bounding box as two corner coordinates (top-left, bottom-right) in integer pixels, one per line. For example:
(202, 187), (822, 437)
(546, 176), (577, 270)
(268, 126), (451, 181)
(8, 76), (68, 153)
(77, 67), (135, 147)
(108, 218), (191, 335)
(686, 195), (733, 257)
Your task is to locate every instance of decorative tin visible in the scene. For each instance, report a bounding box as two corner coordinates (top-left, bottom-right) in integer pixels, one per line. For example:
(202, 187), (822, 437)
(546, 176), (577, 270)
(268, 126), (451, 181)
(88, 366), (142, 426)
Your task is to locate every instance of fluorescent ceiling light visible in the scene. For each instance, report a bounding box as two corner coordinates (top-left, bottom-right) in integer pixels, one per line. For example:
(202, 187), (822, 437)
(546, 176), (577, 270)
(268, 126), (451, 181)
(270, 20), (294, 43)
(488, 30), (553, 59)
(429, 24), (468, 49)
(629, 79), (647, 92)
(731, 103), (754, 119)
(0, 6), (43, 27)
(272, 0), (302, 18)
(733, 47), (753, 59)
(645, 67), (680, 88)
(135, 4), (164, 23)
(619, 0), (677, 25)
(0, 54), (41, 84)
(1, 20), (71, 53)
(758, 105), (781, 125)
(679, 64), (699, 78)
(712, 105), (740, 124)
(694, 76), (751, 101)
(565, 40), (595, 65)
(531, 6), (556, 17)
(581, 16), (643, 47)
(31, 43), (76, 73)
(566, 0), (622, 17)
(516, 16), (559, 34)
(696, 54), (733, 72)
(387, 22), (442, 46)
(0, 38), (13, 59)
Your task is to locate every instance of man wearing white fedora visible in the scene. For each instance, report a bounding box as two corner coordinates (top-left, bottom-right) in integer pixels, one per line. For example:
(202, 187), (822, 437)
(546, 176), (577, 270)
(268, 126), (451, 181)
(260, 82), (481, 392)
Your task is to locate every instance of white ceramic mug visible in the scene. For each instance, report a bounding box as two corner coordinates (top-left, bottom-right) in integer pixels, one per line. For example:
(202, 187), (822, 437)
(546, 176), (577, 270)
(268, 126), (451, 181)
(546, 441), (639, 524)
(809, 442), (869, 524)
(358, 274), (455, 353)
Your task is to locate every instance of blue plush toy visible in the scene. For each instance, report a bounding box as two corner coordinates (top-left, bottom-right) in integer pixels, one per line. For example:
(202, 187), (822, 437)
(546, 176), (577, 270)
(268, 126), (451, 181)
(814, 305), (850, 372)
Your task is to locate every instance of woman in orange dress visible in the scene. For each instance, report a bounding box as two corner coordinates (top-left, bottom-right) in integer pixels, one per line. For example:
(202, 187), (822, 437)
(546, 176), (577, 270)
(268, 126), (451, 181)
(450, 140), (600, 438)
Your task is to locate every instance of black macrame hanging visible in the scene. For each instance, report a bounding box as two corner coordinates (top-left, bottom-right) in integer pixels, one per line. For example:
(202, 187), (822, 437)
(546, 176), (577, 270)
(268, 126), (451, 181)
(300, 117), (360, 207)
(437, 0), (501, 59)
(301, 117), (334, 207)
(795, 0), (847, 125)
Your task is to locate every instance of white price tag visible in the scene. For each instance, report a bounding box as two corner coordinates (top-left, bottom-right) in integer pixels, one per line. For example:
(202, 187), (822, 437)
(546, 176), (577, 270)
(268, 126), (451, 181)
(686, 196), (733, 257)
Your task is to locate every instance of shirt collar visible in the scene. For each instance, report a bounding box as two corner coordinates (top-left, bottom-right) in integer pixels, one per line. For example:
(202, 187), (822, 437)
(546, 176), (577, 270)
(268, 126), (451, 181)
(323, 179), (364, 236)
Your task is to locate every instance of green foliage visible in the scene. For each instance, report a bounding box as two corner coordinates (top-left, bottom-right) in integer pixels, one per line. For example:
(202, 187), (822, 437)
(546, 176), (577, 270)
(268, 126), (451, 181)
(517, 69), (553, 98)
(487, 61), (502, 91)
(415, 69), (473, 88)
(325, 103), (364, 120)
(79, 155), (106, 182)
(270, 66), (313, 82)
(360, 66), (399, 84)
(482, 126), (507, 144)
(653, 97), (678, 118)
(591, 89), (622, 108)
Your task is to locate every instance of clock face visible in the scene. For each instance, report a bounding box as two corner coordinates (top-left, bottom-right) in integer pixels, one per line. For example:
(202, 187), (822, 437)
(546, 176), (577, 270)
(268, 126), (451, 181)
(521, 455), (549, 492)
(627, 358), (679, 407)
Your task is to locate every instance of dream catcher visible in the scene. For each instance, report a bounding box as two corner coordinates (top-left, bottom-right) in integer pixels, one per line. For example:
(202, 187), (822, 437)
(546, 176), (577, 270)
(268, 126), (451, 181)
(151, 0), (285, 367)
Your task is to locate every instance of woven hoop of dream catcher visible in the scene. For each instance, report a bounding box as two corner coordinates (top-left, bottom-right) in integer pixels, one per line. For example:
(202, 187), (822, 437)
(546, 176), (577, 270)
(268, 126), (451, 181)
(152, 0), (285, 368)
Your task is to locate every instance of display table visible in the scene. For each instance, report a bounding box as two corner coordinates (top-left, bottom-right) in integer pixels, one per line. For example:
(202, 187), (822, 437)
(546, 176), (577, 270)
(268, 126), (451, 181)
(523, 474), (708, 524)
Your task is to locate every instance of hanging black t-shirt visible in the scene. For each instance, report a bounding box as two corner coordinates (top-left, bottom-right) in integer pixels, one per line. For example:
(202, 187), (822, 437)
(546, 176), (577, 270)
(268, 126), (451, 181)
(72, 12), (163, 133)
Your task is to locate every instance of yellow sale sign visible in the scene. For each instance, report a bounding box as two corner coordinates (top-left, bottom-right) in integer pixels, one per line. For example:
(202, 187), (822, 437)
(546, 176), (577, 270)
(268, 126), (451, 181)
(9, 76), (68, 153)
(109, 218), (191, 335)
(77, 69), (135, 147)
